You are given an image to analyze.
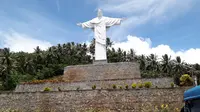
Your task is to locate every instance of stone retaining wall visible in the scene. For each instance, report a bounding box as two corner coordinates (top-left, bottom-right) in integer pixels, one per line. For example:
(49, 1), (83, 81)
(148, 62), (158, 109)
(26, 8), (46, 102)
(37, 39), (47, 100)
(15, 78), (173, 92)
(0, 88), (187, 112)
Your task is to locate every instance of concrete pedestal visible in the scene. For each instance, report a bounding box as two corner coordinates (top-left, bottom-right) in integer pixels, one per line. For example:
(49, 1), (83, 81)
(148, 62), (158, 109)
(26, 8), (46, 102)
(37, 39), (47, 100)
(63, 62), (141, 82)
(93, 59), (107, 64)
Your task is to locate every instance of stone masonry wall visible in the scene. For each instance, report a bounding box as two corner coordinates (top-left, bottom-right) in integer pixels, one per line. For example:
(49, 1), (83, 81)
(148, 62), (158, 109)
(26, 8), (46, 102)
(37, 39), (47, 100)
(15, 78), (173, 92)
(63, 62), (141, 82)
(1, 88), (188, 112)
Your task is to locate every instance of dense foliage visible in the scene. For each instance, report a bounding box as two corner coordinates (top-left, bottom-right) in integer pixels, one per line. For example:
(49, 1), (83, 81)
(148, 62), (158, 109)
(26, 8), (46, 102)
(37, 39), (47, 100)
(0, 38), (200, 90)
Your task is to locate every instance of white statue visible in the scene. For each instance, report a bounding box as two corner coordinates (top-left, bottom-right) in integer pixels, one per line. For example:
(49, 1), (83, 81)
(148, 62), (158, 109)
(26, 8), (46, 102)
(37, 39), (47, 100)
(77, 9), (125, 62)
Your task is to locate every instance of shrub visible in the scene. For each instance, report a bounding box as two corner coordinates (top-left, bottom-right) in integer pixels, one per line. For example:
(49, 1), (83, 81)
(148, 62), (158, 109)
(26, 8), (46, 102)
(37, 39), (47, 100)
(118, 85), (123, 89)
(58, 87), (62, 91)
(144, 82), (152, 88)
(180, 74), (194, 86)
(160, 104), (169, 112)
(112, 84), (117, 89)
(125, 84), (129, 89)
(44, 87), (51, 91)
(76, 86), (80, 91)
(131, 83), (137, 89)
(92, 85), (96, 90)
(170, 82), (175, 88)
(138, 82), (144, 88)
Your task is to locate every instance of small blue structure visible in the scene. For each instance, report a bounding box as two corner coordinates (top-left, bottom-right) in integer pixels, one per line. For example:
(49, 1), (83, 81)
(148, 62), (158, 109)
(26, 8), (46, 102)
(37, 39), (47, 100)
(182, 86), (200, 112)
(184, 86), (200, 101)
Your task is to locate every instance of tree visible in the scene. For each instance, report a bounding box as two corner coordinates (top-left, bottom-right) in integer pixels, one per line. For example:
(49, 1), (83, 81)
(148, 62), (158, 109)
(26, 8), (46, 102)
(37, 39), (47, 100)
(0, 48), (18, 90)
(146, 54), (159, 72)
(106, 37), (113, 49)
(126, 49), (135, 62)
(138, 55), (146, 71)
(161, 54), (172, 76)
(0, 38), (199, 90)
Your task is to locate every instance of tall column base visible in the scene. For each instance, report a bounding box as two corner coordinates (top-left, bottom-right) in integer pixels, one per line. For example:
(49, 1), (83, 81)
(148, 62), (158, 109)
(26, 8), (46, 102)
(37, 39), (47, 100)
(93, 59), (107, 64)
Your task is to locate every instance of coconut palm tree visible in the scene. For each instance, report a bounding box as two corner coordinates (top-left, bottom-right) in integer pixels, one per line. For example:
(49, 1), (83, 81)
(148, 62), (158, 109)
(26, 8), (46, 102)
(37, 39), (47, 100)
(146, 54), (159, 72)
(138, 55), (147, 71)
(0, 48), (16, 90)
(161, 54), (172, 76)
(173, 56), (184, 75)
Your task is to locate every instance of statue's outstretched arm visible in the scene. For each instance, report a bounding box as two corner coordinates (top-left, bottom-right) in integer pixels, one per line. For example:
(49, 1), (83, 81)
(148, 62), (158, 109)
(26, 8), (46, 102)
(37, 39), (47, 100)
(77, 23), (82, 26)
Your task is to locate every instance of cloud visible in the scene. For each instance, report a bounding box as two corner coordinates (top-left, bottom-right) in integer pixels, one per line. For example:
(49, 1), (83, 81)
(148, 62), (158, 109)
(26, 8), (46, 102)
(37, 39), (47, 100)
(113, 35), (200, 64)
(0, 3), (69, 45)
(0, 31), (52, 53)
(94, 0), (196, 41)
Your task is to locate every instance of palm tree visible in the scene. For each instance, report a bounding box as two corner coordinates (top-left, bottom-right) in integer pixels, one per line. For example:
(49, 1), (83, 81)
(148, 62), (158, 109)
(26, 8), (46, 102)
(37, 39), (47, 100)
(34, 46), (41, 54)
(172, 56), (189, 85)
(123, 51), (127, 62)
(89, 38), (95, 60)
(173, 56), (183, 75)
(0, 48), (16, 90)
(126, 49), (135, 62)
(15, 52), (27, 74)
(117, 48), (123, 62)
(138, 55), (146, 71)
(161, 54), (172, 76)
(193, 63), (200, 85)
(146, 54), (159, 72)
(106, 37), (113, 49)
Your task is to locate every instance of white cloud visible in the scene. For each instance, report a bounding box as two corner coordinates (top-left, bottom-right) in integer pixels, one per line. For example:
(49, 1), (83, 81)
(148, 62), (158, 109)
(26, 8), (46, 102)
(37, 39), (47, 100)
(113, 35), (200, 64)
(0, 31), (52, 53)
(94, 0), (195, 40)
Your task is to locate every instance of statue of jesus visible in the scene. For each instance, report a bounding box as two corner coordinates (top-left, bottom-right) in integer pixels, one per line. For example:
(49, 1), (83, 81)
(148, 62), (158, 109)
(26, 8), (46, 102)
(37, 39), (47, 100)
(77, 9), (125, 63)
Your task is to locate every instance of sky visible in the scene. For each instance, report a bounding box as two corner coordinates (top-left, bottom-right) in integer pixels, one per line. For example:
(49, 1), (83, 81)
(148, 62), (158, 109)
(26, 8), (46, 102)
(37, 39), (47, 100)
(0, 0), (200, 64)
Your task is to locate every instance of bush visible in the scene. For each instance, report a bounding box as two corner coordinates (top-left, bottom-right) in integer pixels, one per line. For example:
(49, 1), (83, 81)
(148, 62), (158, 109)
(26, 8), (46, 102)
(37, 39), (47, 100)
(2, 71), (20, 90)
(131, 83), (137, 89)
(58, 87), (62, 91)
(138, 82), (144, 88)
(125, 84), (129, 89)
(180, 74), (194, 86)
(92, 85), (96, 90)
(118, 85), (123, 89)
(170, 82), (175, 88)
(144, 82), (152, 88)
(112, 84), (117, 89)
(44, 87), (51, 91)
(76, 86), (80, 91)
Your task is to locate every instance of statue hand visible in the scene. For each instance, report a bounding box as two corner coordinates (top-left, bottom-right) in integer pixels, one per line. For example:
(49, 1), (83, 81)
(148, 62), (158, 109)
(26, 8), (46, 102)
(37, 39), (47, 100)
(77, 23), (82, 26)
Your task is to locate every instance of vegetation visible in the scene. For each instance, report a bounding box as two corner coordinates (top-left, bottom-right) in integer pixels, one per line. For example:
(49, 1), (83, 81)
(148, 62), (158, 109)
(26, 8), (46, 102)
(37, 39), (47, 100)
(92, 85), (96, 90)
(76, 86), (80, 91)
(144, 82), (152, 88)
(131, 83), (137, 89)
(112, 84), (117, 89)
(180, 74), (194, 86)
(43, 87), (51, 91)
(118, 85), (123, 89)
(58, 87), (62, 91)
(138, 82), (144, 88)
(170, 82), (175, 88)
(0, 38), (199, 90)
(125, 84), (129, 89)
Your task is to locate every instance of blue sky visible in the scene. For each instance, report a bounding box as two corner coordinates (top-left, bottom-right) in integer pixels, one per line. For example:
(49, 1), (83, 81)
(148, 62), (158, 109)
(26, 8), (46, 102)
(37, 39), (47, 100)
(0, 0), (200, 64)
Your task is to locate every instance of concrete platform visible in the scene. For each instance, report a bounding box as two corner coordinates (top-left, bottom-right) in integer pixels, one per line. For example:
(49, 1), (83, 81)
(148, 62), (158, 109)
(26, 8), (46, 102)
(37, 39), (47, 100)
(63, 62), (141, 82)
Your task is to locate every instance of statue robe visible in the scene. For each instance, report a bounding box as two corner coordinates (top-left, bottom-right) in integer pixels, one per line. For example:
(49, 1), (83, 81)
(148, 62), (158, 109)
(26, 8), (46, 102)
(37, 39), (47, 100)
(81, 16), (122, 61)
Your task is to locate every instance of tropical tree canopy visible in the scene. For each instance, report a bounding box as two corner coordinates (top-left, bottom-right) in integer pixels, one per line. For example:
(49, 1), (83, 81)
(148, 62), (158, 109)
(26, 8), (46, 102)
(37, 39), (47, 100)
(0, 38), (199, 90)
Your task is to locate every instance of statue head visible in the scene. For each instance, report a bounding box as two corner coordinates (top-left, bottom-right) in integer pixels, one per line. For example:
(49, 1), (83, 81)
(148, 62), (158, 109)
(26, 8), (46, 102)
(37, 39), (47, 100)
(97, 9), (103, 18)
